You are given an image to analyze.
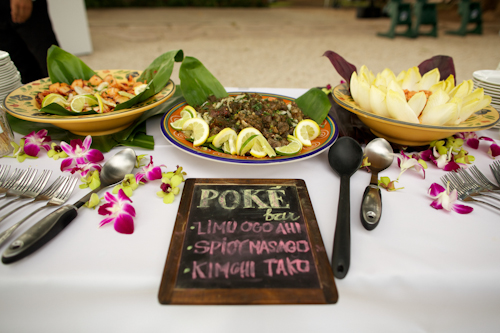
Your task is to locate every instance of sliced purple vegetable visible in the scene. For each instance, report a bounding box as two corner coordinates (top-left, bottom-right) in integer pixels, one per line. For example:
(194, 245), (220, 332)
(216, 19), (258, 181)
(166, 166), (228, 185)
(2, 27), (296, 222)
(323, 50), (357, 85)
(418, 55), (456, 85)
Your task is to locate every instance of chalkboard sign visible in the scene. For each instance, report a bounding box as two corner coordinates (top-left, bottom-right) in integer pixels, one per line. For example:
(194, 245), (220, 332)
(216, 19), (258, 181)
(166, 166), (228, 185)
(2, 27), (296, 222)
(158, 179), (338, 304)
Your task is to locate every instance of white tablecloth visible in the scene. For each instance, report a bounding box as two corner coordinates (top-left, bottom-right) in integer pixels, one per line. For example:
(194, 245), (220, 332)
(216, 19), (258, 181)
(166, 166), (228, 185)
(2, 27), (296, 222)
(1, 88), (499, 333)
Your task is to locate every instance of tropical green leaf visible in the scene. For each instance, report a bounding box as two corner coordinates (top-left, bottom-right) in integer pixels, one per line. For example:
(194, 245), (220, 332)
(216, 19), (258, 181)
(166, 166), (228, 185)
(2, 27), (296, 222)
(47, 45), (97, 83)
(295, 88), (331, 124)
(40, 103), (97, 116)
(179, 56), (228, 107)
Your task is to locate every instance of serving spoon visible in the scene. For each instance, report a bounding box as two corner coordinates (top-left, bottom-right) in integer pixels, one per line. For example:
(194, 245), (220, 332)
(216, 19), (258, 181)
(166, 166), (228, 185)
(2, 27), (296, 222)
(328, 137), (364, 279)
(2, 148), (136, 264)
(360, 138), (394, 231)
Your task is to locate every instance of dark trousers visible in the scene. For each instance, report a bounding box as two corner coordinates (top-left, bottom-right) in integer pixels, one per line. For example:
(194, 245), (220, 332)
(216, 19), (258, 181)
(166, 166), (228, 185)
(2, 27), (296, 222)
(0, 0), (59, 83)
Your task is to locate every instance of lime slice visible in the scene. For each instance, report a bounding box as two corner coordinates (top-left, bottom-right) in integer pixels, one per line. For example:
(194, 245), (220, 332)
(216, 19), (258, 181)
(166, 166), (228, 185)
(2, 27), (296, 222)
(250, 140), (267, 158)
(275, 135), (303, 156)
(182, 118), (210, 146)
(133, 83), (147, 95)
(255, 136), (276, 158)
(236, 127), (263, 155)
(170, 112), (192, 131)
(181, 105), (197, 118)
(118, 91), (135, 99)
(212, 128), (237, 148)
(41, 93), (68, 108)
(294, 119), (321, 146)
(70, 94), (98, 113)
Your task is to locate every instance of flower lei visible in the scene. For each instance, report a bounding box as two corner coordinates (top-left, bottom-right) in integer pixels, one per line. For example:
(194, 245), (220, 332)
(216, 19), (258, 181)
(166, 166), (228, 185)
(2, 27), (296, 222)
(5, 132), (186, 234)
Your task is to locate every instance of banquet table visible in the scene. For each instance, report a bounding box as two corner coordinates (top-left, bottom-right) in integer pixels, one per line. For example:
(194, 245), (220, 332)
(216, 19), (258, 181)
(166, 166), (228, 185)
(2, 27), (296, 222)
(1, 87), (500, 333)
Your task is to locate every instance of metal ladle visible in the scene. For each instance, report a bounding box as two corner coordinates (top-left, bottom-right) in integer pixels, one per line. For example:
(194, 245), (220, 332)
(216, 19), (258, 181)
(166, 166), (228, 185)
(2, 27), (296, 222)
(360, 138), (394, 231)
(2, 148), (137, 264)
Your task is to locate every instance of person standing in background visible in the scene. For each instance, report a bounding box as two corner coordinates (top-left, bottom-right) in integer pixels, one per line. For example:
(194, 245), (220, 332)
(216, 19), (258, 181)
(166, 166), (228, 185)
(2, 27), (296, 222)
(0, 0), (59, 83)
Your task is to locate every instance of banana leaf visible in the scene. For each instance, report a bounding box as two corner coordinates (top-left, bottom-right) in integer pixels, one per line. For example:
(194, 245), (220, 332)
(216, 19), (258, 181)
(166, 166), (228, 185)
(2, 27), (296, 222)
(179, 56), (228, 107)
(6, 86), (186, 152)
(41, 46), (184, 116)
(295, 88), (331, 124)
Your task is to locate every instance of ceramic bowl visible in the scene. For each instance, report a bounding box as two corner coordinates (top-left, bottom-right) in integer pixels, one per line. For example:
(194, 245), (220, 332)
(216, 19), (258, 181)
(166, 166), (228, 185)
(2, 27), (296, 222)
(2, 69), (176, 136)
(332, 83), (500, 146)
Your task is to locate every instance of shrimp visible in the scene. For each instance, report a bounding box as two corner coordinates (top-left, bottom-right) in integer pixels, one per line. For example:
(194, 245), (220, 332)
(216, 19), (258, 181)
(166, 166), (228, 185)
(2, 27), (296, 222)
(88, 75), (103, 86)
(113, 95), (130, 104)
(71, 79), (84, 90)
(101, 87), (119, 98)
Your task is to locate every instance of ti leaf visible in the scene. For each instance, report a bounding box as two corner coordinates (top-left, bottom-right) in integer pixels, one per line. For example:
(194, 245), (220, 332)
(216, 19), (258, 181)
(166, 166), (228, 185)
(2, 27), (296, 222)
(323, 50), (357, 85)
(47, 45), (97, 83)
(295, 88), (331, 124)
(179, 56), (228, 107)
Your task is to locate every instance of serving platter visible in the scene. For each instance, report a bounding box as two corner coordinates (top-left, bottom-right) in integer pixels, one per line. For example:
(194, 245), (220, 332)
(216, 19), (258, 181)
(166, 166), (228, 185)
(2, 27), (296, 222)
(333, 84), (500, 146)
(2, 69), (176, 136)
(160, 92), (338, 165)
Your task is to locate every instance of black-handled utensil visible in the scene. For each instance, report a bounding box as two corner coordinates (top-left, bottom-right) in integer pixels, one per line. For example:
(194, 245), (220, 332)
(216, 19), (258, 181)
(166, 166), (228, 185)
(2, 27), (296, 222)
(2, 148), (136, 264)
(328, 137), (363, 279)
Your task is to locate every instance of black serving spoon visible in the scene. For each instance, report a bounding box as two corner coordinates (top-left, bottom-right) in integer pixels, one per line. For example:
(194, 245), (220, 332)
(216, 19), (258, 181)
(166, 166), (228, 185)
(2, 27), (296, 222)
(328, 136), (364, 279)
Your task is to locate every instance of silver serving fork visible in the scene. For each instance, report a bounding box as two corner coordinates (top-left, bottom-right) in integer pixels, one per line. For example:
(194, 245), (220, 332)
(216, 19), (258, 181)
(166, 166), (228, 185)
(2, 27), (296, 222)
(0, 166), (11, 187)
(0, 173), (61, 224)
(441, 175), (500, 212)
(0, 170), (51, 212)
(0, 177), (78, 247)
(0, 169), (25, 197)
(457, 168), (500, 199)
(490, 161), (500, 186)
(0, 169), (37, 201)
(468, 165), (500, 192)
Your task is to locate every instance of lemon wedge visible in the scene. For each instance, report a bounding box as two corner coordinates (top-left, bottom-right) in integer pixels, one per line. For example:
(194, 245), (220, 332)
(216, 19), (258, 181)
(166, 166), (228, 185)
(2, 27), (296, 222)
(293, 119), (320, 146)
(212, 128), (237, 149)
(255, 136), (276, 157)
(250, 140), (267, 158)
(94, 93), (105, 113)
(133, 83), (148, 95)
(182, 118), (209, 146)
(181, 105), (197, 118)
(275, 135), (303, 156)
(236, 127), (262, 155)
(70, 94), (98, 113)
(41, 93), (68, 108)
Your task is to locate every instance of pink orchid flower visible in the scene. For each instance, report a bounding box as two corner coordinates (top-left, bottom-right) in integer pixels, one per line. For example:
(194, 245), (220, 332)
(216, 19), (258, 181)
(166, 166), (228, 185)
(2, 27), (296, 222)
(427, 147), (461, 171)
(69, 162), (102, 177)
(394, 151), (426, 179)
(428, 182), (473, 214)
(98, 189), (136, 234)
(60, 135), (104, 172)
(135, 156), (165, 183)
(456, 132), (500, 159)
(22, 129), (51, 157)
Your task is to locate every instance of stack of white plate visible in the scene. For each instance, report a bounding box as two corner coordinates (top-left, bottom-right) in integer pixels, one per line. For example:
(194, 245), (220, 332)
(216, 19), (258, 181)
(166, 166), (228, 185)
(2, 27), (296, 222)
(472, 70), (500, 112)
(0, 51), (23, 103)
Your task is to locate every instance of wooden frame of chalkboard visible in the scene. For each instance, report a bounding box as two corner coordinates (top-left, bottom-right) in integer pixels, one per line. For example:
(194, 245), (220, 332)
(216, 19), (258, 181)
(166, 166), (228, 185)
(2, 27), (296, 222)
(158, 178), (338, 305)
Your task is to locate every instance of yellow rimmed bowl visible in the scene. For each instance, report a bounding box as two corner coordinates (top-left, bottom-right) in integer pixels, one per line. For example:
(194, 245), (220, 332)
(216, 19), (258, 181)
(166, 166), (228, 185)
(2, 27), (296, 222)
(332, 83), (500, 146)
(2, 69), (176, 136)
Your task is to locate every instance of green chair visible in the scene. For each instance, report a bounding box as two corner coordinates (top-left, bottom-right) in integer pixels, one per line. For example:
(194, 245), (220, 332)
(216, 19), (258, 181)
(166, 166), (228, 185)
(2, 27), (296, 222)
(378, 0), (413, 38)
(412, 0), (438, 37)
(446, 0), (483, 36)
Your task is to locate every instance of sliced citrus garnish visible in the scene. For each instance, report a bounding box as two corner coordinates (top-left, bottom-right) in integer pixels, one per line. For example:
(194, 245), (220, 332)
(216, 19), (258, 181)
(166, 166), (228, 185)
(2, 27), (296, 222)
(41, 93), (68, 108)
(275, 135), (303, 156)
(212, 128), (237, 148)
(294, 119), (320, 146)
(236, 127), (263, 155)
(70, 94), (98, 113)
(250, 140), (267, 158)
(182, 118), (210, 146)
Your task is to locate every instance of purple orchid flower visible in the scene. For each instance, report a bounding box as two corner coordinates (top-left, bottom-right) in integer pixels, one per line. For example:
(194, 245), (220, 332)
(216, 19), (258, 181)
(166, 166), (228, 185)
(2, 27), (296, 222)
(22, 129), (51, 157)
(428, 182), (473, 214)
(456, 132), (500, 159)
(395, 151), (426, 179)
(60, 136), (104, 172)
(98, 189), (136, 234)
(69, 162), (102, 177)
(135, 156), (165, 183)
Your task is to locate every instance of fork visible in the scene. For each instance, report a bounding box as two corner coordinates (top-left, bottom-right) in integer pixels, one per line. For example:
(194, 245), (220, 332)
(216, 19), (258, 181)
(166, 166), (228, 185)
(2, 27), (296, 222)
(469, 165), (500, 192)
(0, 170), (51, 212)
(441, 175), (500, 212)
(0, 177), (78, 247)
(0, 173), (61, 224)
(0, 169), (25, 197)
(0, 165), (11, 187)
(490, 161), (500, 186)
(456, 169), (500, 202)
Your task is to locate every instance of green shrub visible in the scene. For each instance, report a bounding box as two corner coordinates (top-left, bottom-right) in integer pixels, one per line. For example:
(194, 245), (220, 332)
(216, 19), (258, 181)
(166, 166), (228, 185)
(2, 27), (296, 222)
(84, 0), (269, 7)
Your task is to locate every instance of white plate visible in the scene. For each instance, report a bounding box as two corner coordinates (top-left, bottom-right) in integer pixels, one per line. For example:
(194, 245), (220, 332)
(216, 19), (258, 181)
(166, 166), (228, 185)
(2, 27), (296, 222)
(0, 51), (10, 66)
(473, 70), (500, 86)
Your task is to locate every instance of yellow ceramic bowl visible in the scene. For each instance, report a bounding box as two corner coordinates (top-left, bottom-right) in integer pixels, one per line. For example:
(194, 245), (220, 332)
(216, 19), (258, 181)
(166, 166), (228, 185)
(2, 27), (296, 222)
(333, 83), (500, 146)
(2, 70), (176, 136)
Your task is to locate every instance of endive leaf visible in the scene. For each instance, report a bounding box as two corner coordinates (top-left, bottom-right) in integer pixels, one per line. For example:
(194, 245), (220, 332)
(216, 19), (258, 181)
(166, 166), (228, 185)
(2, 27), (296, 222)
(388, 80), (405, 100)
(458, 95), (492, 123)
(429, 81), (445, 93)
(463, 87), (484, 105)
(419, 103), (458, 126)
(396, 70), (406, 85)
(295, 88), (331, 124)
(386, 90), (420, 123)
(350, 71), (360, 102)
(422, 88), (450, 113)
(448, 80), (470, 99)
(418, 68), (440, 90)
(179, 56), (228, 107)
(357, 78), (372, 112)
(401, 66), (421, 91)
(407, 91), (427, 117)
(443, 75), (455, 93)
(380, 68), (397, 87)
(370, 85), (390, 117)
(359, 65), (375, 84)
